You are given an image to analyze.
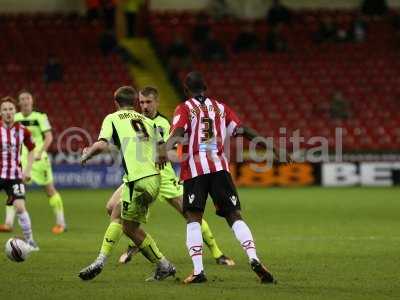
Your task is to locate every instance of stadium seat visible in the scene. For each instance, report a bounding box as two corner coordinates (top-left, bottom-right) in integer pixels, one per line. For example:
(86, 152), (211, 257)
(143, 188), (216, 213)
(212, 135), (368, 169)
(0, 14), (132, 152)
(149, 10), (400, 151)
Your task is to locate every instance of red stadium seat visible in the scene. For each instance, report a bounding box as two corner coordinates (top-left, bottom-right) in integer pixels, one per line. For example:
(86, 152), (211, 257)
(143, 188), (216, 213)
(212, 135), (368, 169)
(0, 14), (133, 152)
(149, 9), (400, 151)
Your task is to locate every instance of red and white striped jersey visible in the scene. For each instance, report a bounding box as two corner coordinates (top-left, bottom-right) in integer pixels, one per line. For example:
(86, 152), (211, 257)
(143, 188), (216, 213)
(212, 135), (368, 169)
(170, 96), (241, 181)
(0, 121), (35, 180)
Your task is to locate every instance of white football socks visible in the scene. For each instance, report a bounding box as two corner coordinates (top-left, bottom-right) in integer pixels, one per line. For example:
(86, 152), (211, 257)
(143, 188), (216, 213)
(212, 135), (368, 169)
(5, 205), (16, 226)
(17, 211), (34, 242)
(186, 222), (204, 275)
(56, 211), (66, 227)
(232, 220), (259, 262)
(96, 253), (107, 265)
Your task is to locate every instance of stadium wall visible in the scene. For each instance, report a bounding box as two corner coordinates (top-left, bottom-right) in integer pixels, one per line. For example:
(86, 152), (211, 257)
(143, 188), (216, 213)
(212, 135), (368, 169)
(48, 161), (400, 189)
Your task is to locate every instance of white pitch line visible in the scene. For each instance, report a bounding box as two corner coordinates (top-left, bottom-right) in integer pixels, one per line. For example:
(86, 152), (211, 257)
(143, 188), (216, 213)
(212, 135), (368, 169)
(265, 236), (400, 241)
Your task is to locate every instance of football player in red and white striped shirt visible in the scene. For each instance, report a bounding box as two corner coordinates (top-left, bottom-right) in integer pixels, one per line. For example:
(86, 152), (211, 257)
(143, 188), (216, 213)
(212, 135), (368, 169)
(160, 71), (279, 284)
(0, 97), (39, 250)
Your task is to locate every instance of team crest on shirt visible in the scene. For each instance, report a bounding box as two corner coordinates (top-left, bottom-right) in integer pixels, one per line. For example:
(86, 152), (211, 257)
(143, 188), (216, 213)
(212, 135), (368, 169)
(189, 194), (195, 204)
(230, 195), (237, 206)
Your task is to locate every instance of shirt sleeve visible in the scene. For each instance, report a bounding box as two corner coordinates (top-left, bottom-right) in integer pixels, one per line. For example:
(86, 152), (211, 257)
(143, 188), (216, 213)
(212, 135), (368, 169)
(38, 113), (52, 133)
(23, 127), (36, 151)
(98, 115), (113, 142)
(224, 104), (242, 137)
(170, 104), (190, 134)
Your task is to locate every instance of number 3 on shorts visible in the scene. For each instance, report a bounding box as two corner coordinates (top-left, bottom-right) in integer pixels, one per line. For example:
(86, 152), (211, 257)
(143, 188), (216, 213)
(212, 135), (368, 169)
(13, 184), (25, 197)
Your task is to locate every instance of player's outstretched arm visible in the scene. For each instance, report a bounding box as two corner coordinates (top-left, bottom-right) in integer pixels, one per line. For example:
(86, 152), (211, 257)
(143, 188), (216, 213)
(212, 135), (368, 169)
(80, 140), (108, 165)
(237, 125), (291, 163)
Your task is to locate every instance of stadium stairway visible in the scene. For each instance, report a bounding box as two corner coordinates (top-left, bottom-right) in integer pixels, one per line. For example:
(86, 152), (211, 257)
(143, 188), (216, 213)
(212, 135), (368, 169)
(120, 38), (180, 118)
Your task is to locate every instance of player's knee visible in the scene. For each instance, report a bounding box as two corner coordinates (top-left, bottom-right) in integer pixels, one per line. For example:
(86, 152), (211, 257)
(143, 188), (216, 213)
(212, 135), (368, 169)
(226, 210), (242, 227)
(105, 202), (114, 216)
(45, 184), (56, 197)
(185, 210), (203, 224)
(168, 197), (183, 214)
(15, 206), (25, 214)
(110, 209), (121, 222)
(13, 200), (25, 213)
(122, 220), (139, 235)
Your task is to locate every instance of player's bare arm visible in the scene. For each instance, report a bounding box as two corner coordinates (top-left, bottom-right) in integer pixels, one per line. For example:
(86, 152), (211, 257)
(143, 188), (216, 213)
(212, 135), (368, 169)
(237, 126), (279, 162)
(23, 148), (35, 183)
(158, 127), (185, 165)
(35, 131), (53, 161)
(80, 140), (108, 165)
(237, 126), (292, 163)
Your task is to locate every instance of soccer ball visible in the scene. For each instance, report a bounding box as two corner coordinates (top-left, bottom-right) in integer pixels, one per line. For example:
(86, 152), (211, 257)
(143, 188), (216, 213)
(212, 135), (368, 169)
(5, 237), (30, 262)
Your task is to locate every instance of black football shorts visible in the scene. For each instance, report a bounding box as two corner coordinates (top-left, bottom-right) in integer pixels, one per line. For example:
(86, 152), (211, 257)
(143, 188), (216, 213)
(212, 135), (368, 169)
(183, 170), (241, 217)
(0, 179), (26, 205)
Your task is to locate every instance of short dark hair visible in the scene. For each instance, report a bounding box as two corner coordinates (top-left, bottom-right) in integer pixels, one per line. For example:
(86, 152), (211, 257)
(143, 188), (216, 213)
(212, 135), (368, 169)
(114, 86), (138, 106)
(184, 71), (207, 94)
(0, 96), (17, 108)
(17, 89), (33, 100)
(140, 86), (159, 99)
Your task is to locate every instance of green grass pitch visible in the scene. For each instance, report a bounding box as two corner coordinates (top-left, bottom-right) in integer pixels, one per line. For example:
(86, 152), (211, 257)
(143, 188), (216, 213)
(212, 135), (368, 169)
(0, 187), (399, 300)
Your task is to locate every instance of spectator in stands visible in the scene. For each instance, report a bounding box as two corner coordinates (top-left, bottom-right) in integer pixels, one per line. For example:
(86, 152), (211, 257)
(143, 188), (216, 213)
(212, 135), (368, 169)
(392, 12), (400, 32)
(330, 91), (350, 120)
(6, 60), (22, 74)
(167, 36), (191, 65)
(266, 0), (291, 27)
(233, 25), (260, 53)
(201, 32), (227, 61)
(361, 0), (388, 16)
(99, 30), (118, 56)
(166, 36), (192, 87)
(266, 25), (287, 53)
(101, 0), (116, 30)
(122, 0), (144, 37)
(192, 14), (211, 44)
(207, 0), (229, 20)
(44, 55), (63, 83)
(314, 17), (340, 43)
(350, 15), (368, 42)
(167, 36), (191, 72)
(393, 13), (400, 46)
(86, 0), (100, 22)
